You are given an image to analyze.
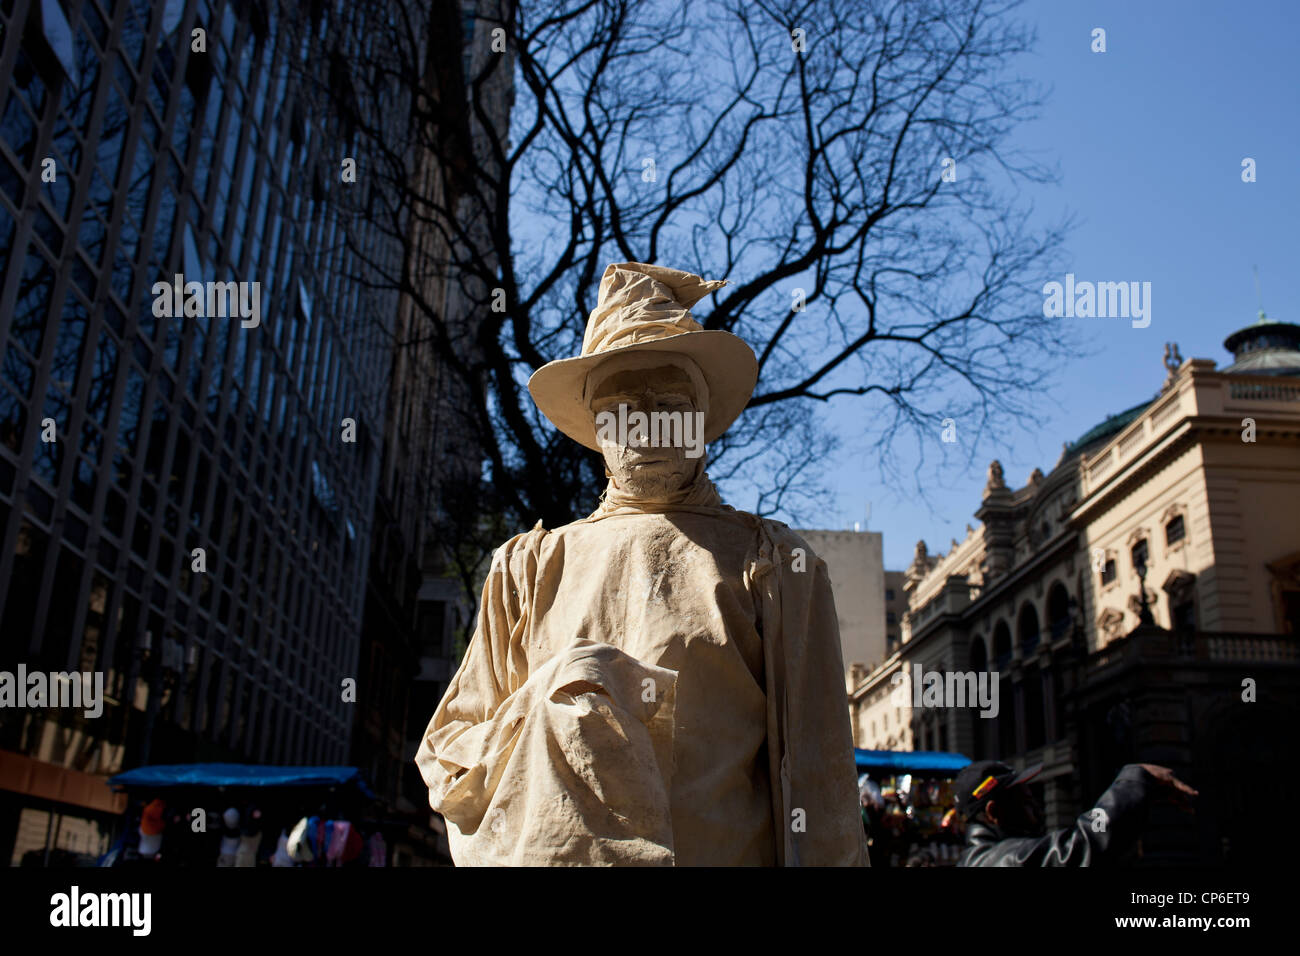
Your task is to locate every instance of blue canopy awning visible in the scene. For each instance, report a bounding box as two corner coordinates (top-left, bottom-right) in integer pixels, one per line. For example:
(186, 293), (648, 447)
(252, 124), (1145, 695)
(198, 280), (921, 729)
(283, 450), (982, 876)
(854, 749), (970, 775)
(108, 763), (376, 799)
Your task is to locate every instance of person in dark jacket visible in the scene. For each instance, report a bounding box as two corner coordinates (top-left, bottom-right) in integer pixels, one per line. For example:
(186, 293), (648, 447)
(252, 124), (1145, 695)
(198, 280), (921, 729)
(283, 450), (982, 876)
(954, 760), (1197, 867)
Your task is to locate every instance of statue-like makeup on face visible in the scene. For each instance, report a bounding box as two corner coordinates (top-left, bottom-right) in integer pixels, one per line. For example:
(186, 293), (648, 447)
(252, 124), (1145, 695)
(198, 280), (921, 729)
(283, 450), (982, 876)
(587, 354), (709, 500)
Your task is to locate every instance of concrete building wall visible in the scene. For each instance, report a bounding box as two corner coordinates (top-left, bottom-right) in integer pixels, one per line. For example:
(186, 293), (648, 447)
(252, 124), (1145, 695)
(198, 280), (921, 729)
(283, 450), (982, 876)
(884, 570), (906, 657)
(1201, 440), (1300, 633)
(799, 529), (886, 676)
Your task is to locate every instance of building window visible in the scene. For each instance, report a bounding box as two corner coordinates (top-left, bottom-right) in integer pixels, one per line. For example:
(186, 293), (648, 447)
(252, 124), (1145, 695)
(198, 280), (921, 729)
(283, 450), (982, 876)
(886, 588), (895, 601)
(1047, 581), (1072, 640)
(1131, 539), (1149, 575)
(1100, 558), (1116, 586)
(1165, 514), (1185, 546)
(992, 621), (1012, 669)
(1018, 603), (1040, 655)
(886, 611), (896, 625)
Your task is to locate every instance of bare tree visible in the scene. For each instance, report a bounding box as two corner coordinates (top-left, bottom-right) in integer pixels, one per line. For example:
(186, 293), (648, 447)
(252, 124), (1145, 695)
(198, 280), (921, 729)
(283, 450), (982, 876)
(316, 0), (1072, 568)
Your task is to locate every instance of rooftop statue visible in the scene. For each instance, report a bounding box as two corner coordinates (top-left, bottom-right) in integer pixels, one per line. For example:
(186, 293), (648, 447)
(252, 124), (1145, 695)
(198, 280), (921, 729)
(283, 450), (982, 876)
(415, 262), (867, 866)
(985, 459), (1006, 493)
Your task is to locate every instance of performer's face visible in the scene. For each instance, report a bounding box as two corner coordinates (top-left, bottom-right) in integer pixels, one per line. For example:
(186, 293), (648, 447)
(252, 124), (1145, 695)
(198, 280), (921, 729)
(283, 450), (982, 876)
(590, 364), (701, 498)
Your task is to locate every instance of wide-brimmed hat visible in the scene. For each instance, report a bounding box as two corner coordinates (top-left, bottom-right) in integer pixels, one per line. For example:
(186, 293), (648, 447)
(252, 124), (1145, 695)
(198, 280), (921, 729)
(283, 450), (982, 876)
(527, 262), (758, 451)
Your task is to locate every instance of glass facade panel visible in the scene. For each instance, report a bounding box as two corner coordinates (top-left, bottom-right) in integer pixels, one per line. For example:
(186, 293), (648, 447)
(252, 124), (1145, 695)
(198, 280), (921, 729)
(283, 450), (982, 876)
(0, 0), (401, 771)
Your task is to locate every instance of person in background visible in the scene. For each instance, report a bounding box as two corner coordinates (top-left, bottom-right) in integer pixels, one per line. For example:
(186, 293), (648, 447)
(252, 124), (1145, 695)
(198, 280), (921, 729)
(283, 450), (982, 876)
(954, 760), (1196, 866)
(135, 798), (166, 861)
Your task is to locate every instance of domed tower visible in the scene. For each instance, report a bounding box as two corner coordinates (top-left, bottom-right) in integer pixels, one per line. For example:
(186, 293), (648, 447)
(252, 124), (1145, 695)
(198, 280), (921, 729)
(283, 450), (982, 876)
(1222, 312), (1300, 377)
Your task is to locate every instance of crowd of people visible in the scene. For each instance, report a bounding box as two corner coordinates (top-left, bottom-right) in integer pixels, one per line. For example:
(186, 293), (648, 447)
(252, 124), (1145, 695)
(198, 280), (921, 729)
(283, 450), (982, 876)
(858, 772), (966, 867)
(101, 796), (389, 867)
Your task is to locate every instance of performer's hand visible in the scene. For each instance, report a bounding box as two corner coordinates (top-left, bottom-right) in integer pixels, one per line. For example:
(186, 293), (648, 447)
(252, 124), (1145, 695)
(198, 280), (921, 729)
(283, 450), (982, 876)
(1137, 763), (1198, 811)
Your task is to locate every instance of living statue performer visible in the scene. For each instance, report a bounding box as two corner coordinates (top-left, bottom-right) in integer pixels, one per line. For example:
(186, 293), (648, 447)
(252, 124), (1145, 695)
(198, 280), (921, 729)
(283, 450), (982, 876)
(416, 262), (869, 866)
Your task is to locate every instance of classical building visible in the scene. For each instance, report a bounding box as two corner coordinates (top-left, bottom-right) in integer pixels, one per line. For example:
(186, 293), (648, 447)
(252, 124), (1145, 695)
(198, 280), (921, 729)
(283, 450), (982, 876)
(848, 315), (1300, 864)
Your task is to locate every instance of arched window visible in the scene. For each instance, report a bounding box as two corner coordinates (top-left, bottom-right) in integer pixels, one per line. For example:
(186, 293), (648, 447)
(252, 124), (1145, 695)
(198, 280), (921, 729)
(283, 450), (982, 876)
(1047, 582), (1071, 640)
(1016, 604), (1044, 752)
(1018, 603), (1040, 655)
(992, 622), (1012, 669)
(992, 621), (1015, 757)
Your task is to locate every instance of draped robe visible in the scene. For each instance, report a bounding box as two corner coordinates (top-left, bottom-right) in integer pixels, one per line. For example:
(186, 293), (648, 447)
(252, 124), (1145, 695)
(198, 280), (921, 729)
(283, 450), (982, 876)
(415, 490), (869, 866)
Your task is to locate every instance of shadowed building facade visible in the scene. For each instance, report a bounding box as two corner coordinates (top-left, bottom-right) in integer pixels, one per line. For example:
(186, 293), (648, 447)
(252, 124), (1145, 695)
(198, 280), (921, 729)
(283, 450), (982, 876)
(353, 0), (512, 865)
(0, 0), (404, 864)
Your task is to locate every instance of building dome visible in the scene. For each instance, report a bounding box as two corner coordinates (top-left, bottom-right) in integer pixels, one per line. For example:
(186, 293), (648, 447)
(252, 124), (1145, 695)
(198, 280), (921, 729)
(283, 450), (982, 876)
(1063, 399), (1151, 460)
(1222, 314), (1300, 376)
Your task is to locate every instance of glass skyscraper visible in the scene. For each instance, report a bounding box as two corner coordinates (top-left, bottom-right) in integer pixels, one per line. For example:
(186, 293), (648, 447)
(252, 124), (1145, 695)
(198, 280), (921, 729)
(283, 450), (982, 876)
(0, 0), (405, 862)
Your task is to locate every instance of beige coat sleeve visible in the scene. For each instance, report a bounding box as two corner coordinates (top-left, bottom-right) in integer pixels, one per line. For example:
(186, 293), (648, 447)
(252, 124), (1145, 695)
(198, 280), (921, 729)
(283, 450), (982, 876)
(414, 530), (537, 832)
(762, 522), (871, 866)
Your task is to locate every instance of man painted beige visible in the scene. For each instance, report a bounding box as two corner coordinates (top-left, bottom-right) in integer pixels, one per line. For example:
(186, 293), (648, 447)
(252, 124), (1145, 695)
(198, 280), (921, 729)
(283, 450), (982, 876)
(416, 262), (867, 866)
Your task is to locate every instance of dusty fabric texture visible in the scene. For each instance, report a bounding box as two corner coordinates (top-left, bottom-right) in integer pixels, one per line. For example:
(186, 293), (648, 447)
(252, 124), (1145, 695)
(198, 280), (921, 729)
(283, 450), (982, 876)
(416, 477), (870, 867)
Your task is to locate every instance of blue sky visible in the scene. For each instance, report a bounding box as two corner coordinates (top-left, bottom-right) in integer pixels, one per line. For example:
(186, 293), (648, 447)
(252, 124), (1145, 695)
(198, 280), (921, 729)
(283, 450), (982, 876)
(787, 0), (1300, 569)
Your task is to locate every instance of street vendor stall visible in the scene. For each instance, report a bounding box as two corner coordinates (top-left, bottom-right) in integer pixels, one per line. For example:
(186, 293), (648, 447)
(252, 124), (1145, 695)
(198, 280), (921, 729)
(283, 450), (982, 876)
(100, 763), (389, 867)
(855, 749), (971, 867)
